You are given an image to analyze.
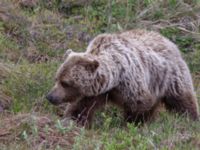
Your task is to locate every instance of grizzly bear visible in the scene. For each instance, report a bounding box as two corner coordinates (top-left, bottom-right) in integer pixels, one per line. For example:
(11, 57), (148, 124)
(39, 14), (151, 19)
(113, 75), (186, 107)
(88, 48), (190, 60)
(46, 29), (199, 127)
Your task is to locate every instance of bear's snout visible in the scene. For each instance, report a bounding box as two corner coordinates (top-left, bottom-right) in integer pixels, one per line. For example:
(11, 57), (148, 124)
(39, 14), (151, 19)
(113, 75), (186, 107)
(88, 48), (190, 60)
(46, 93), (61, 105)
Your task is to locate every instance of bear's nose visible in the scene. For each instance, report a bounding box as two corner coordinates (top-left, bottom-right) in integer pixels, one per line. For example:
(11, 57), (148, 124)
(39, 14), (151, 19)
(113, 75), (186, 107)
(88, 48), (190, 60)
(46, 93), (60, 105)
(46, 93), (53, 101)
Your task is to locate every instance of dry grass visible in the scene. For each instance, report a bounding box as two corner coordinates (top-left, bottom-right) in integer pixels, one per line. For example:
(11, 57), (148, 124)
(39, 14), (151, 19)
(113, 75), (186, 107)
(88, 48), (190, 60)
(0, 113), (81, 149)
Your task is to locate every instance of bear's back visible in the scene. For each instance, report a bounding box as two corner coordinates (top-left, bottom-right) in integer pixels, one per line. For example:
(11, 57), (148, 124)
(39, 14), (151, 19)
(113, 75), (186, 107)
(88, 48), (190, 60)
(87, 30), (181, 60)
(120, 29), (181, 59)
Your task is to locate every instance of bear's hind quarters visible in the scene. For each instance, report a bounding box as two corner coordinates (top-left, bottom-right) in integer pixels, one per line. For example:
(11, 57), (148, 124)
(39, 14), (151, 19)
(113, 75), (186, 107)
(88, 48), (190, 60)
(162, 94), (199, 121)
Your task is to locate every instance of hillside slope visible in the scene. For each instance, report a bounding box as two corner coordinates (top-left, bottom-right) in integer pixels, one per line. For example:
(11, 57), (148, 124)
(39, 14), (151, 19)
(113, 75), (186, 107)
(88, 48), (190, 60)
(0, 0), (200, 149)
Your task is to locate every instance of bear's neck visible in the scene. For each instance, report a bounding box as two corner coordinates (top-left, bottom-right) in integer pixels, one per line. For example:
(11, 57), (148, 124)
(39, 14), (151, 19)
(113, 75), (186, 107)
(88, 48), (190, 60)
(93, 55), (122, 95)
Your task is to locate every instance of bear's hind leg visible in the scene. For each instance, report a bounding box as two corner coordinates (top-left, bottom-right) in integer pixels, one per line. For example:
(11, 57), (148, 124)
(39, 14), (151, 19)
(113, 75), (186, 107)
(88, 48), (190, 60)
(123, 102), (160, 125)
(124, 110), (152, 125)
(163, 92), (199, 120)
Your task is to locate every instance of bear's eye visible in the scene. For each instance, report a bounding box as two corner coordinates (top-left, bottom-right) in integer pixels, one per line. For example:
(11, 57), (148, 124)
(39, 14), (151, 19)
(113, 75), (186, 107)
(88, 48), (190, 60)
(60, 81), (70, 88)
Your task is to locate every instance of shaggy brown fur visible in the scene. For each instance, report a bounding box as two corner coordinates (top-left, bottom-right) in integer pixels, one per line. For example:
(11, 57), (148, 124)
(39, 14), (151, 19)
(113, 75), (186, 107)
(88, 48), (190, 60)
(46, 29), (199, 127)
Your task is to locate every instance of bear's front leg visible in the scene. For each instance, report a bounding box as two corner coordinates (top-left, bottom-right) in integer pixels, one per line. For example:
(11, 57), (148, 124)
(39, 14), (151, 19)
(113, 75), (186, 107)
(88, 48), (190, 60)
(65, 94), (107, 128)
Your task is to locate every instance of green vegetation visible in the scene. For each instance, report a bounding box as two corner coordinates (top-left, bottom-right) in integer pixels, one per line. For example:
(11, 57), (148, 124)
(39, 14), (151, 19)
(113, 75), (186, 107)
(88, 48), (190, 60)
(0, 0), (200, 149)
(2, 62), (58, 113)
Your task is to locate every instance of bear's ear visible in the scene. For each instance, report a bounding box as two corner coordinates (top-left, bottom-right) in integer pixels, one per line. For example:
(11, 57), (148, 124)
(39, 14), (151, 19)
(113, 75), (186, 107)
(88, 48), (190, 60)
(63, 49), (73, 59)
(78, 59), (99, 72)
(86, 60), (99, 72)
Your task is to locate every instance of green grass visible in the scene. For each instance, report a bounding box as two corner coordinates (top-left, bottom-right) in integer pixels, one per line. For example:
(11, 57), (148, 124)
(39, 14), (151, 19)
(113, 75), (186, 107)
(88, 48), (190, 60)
(0, 0), (200, 149)
(1, 111), (200, 149)
(2, 61), (59, 113)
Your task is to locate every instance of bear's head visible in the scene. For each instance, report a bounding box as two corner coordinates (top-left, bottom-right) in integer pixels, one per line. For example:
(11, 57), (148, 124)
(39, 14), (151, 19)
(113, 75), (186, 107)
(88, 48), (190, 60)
(46, 49), (100, 105)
